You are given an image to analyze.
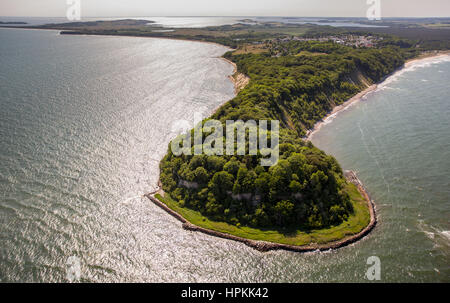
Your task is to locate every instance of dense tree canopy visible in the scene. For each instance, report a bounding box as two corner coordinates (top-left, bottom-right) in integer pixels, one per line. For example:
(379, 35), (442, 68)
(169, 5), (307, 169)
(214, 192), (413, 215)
(160, 41), (410, 230)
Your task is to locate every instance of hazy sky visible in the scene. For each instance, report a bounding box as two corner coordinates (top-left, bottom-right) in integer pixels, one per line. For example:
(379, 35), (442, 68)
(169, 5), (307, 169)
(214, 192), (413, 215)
(1, 0), (449, 18)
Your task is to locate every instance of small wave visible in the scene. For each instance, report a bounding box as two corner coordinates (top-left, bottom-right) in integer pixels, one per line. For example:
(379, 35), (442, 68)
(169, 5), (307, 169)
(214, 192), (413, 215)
(322, 113), (338, 125)
(322, 97), (362, 125)
(377, 54), (450, 89)
(374, 85), (394, 92)
(120, 195), (142, 205)
(417, 220), (450, 246)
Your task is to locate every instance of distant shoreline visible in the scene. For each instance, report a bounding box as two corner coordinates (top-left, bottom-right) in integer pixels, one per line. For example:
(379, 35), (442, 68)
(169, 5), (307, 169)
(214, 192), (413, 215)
(5, 24), (444, 253)
(0, 26), (249, 97)
(25, 25), (378, 250)
(0, 25), (231, 47)
(305, 51), (450, 141)
(0, 21), (28, 25)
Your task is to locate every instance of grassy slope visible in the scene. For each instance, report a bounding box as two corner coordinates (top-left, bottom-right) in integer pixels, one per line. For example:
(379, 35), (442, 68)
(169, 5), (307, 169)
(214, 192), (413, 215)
(155, 183), (370, 246)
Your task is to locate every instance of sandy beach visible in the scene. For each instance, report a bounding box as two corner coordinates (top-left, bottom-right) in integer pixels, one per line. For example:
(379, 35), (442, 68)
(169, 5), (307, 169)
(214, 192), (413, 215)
(404, 50), (450, 67)
(305, 51), (450, 141)
(304, 84), (378, 141)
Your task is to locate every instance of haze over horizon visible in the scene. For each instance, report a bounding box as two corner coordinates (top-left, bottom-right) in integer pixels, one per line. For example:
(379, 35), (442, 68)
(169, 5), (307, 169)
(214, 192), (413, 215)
(1, 0), (449, 18)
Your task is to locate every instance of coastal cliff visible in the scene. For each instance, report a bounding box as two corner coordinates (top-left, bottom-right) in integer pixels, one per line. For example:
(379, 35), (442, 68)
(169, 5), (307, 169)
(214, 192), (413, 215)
(147, 170), (376, 252)
(158, 41), (406, 237)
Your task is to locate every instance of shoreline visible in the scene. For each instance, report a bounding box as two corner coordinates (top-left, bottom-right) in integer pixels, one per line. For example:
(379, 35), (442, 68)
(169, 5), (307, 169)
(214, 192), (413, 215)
(8, 25), (443, 252)
(219, 57), (250, 94)
(304, 84), (377, 141)
(76, 28), (378, 251)
(151, 50), (446, 252)
(0, 26), (249, 100)
(404, 50), (450, 67)
(305, 51), (450, 141)
(0, 25), (233, 48)
(146, 170), (376, 253)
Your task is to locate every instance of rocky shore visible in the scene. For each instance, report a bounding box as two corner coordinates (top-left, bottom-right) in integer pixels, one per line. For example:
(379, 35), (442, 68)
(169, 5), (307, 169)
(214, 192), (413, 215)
(146, 170), (377, 253)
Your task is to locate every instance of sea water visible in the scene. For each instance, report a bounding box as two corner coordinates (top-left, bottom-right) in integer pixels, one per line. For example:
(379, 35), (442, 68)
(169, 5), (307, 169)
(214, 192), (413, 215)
(0, 28), (448, 282)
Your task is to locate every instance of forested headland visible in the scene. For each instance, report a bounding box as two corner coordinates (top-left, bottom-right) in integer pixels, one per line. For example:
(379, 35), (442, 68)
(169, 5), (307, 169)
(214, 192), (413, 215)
(17, 19), (449, 245)
(159, 40), (412, 234)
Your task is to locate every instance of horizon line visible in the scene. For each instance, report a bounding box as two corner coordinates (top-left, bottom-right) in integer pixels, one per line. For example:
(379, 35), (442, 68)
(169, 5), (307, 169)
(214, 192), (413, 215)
(1, 15), (450, 19)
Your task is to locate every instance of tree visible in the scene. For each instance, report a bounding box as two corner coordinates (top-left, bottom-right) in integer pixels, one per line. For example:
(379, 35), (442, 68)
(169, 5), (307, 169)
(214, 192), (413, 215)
(206, 156), (227, 172)
(273, 200), (295, 226)
(223, 157), (241, 175)
(193, 167), (209, 184)
(253, 207), (270, 226)
(233, 166), (256, 194)
(255, 172), (271, 195)
(209, 171), (234, 200)
(205, 197), (223, 217)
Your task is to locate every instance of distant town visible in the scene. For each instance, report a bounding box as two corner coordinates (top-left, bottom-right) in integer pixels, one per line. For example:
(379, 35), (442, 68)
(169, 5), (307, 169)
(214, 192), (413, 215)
(275, 34), (382, 48)
(233, 34), (384, 57)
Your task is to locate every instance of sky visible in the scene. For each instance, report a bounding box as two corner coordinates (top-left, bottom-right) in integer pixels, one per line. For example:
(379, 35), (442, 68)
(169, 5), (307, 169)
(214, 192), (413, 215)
(1, 0), (449, 18)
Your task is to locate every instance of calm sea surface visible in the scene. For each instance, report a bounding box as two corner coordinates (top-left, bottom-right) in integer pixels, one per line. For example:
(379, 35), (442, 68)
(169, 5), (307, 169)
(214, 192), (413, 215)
(0, 28), (448, 282)
(0, 16), (386, 28)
